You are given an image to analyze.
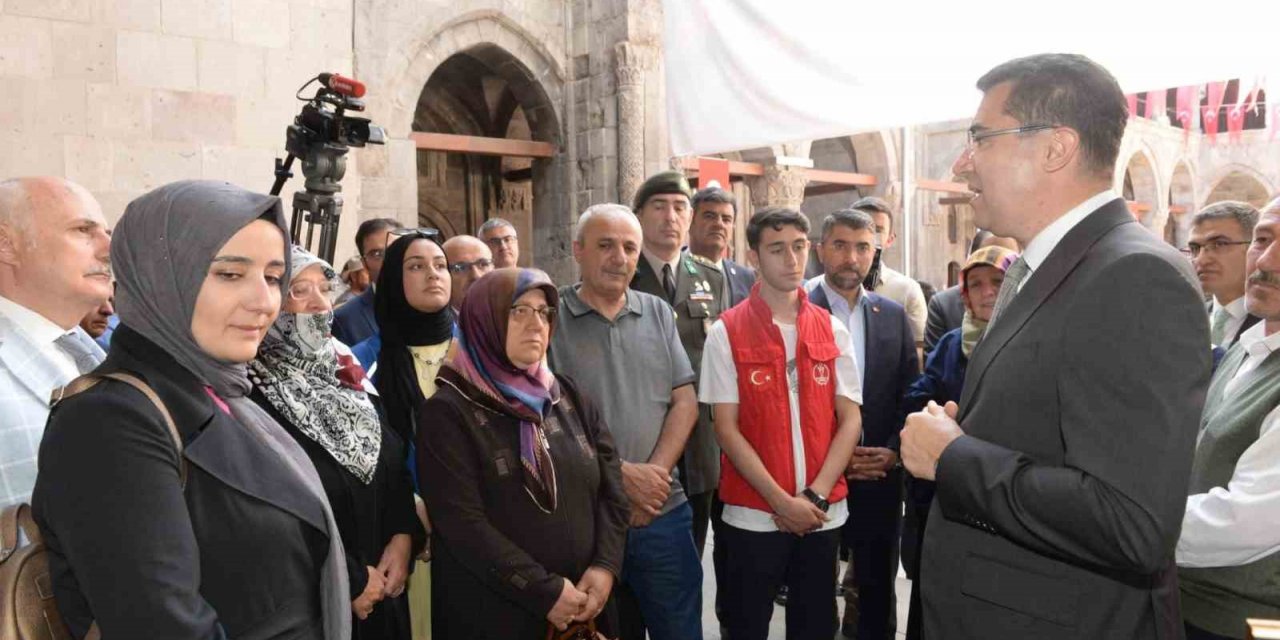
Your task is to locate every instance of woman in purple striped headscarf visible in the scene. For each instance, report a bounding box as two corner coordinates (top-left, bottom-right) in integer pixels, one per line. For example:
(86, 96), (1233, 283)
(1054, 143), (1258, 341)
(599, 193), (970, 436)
(416, 267), (629, 639)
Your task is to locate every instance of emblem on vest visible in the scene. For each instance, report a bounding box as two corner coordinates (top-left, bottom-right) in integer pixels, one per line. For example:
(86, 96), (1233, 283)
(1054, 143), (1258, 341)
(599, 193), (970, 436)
(748, 368), (773, 385)
(813, 363), (831, 386)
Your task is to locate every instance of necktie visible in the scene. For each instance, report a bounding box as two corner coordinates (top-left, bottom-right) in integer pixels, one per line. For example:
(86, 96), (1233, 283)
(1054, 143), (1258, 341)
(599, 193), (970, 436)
(662, 263), (676, 303)
(55, 331), (101, 375)
(988, 257), (1030, 328)
(1210, 305), (1231, 346)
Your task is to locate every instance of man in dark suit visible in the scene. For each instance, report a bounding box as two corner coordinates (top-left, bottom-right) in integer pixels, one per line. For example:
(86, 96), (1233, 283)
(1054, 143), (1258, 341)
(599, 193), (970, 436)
(689, 185), (755, 307)
(1190, 201), (1262, 349)
(901, 54), (1210, 640)
(807, 208), (918, 639)
(332, 217), (402, 354)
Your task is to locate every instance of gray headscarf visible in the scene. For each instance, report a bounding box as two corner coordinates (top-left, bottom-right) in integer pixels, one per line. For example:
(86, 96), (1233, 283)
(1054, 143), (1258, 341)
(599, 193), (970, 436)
(112, 180), (351, 640)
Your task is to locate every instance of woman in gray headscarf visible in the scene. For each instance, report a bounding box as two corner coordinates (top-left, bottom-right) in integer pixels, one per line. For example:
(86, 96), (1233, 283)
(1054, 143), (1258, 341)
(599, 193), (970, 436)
(33, 180), (351, 640)
(249, 246), (424, 640)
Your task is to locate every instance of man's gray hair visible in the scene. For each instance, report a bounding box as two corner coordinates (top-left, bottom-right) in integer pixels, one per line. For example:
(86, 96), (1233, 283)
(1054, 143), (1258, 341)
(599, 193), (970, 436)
(574, 203), (637, 243)
(820, 208), (876, 242)
(0, 179), (33, 240)
(478, 217), (515, 237)
(1260, 196), (1280, 219)
(1192, 200), (1260, 238)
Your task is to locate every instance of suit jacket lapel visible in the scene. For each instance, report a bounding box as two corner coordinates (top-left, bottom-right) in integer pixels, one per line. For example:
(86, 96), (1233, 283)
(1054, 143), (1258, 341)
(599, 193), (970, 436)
(959, 200), (1134, 416)
(808, 283), (830, 311)
(863, 293), (880, 377)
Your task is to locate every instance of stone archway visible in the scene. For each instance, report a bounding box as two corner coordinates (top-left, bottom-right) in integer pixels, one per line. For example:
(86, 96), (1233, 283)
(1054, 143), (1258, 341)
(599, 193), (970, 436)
(1121, 149), (1161, 228)
(1165, 161), (1196, 248)
(381, 12), (573, 283)
(1204, 167), (1274, 209)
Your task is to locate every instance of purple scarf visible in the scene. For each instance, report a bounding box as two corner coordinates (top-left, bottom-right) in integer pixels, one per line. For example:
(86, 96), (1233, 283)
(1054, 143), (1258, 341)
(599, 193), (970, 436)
(445, 268), (561, 511)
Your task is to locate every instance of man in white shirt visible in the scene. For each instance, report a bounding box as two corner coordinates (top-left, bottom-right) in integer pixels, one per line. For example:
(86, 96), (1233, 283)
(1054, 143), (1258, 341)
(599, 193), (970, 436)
(900, 54), (1209, 640)
(1177, 196), (1280, 640)
(1190, 200), (1261, 349)
(0, 177), (111, 507)
(702, 207), (862, 640)
(852, 196), (927, 343)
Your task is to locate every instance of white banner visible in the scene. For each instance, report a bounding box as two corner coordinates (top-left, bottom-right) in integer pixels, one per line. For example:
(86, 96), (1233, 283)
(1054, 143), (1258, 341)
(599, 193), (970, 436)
(663, 0), (1279, 156)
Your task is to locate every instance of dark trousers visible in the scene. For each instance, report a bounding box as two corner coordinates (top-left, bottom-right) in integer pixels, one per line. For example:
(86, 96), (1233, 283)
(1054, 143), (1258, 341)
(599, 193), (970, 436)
(688, 489), (715, 557)
(1185, 622), (1238, 640)
(902, 477), (934, 640)
(616, 503), (703, 640)
(710, 494), (728, 629)
(843, 472), (903, 640)
(720, 523), (840, 640)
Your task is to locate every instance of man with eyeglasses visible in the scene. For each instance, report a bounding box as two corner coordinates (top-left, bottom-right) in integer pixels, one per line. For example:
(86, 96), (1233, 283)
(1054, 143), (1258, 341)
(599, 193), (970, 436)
(900, 54), (1209, 640)
(333, 217), (403, 349)
(478, 217), (520, 268)
(442, 235), (494, 312)
(1188, 201), (1261, 349)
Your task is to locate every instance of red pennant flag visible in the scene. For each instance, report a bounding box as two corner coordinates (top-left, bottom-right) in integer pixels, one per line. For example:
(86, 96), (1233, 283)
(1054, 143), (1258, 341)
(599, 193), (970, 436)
(1227, 86), (1248, 144)
(1203, 81), (1227, 145)
(1144, 89), (1167, 120)
(1126, 94), (1139, 118)
(1176, 85), (1197, 143)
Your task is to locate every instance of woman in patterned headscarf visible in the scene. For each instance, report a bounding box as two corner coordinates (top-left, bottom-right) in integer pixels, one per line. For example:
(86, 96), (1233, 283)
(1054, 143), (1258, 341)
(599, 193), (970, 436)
(249, 246), (425, 640)
(418, 268), (629, 639)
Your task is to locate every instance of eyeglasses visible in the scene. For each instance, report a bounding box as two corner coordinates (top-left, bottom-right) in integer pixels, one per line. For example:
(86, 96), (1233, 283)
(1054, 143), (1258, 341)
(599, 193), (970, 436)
(1182, 239), (1251, 258)
(485, 235), (517, 247)
(365, 228), (443, 262)
(510, 304), (557, 324)
(965, 124), (1057, 151)
(449, 258), (494, 274)
(288, 280), (335, 301)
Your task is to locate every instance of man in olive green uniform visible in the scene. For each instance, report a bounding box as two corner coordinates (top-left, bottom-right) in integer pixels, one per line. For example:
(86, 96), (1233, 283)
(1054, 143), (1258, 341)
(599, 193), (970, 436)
(629, 171), (726, 556)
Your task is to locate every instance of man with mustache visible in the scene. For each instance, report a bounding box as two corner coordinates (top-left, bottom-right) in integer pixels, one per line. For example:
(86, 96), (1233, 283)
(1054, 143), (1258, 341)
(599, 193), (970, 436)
(550, 203), (703, 640)
(0, 177), (111, 507)
(1189, 201), (1261, 349)
(689, 185), (755, 307)
(629, 171), (727, 562)
(1177, 196), (1280, 640)
(806, 208), (918, 639)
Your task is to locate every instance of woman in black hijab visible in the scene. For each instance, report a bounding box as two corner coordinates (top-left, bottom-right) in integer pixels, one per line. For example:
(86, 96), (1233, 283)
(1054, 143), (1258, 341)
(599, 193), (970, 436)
(33, 180), (350, 639)
(371, 228), (453, 638)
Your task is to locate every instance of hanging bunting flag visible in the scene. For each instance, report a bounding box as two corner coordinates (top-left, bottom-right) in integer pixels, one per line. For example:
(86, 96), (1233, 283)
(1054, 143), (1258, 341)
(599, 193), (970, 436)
(1126, 94), (1139, 118)
(1144, 89), (1167, 121)
(1227, 79), (1250, 143)
(1176, 85), (1198, 144)
(1203, 81), (1227, 145)
(1244, 76), (1264, 115)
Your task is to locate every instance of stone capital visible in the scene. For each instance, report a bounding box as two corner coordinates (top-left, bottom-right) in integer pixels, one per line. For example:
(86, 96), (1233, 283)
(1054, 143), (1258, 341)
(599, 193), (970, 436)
(614, 42), (651, 87)
(749, 164), (810, 210)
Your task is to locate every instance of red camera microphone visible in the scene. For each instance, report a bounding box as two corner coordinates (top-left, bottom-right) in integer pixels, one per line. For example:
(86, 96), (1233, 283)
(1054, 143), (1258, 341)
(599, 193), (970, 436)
(319, 73), (366, 98)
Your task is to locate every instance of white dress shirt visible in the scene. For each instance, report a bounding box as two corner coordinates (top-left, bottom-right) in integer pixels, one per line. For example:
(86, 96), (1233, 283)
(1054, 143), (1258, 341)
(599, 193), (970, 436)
(0, 295), (79, 381)
(1016, 190), (1120, 293)
(1210, 295), (1249, 348)
(1177, 321), (1280, 568)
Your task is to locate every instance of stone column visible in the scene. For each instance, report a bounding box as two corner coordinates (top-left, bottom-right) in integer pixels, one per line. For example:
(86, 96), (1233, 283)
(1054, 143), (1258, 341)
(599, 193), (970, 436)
(749, 164), (810, 211)
(615, 42), (649, 207)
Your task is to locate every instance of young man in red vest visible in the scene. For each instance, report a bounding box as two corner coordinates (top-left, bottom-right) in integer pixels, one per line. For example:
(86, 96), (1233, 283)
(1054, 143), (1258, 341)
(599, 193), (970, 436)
(700, 207), (864, 639)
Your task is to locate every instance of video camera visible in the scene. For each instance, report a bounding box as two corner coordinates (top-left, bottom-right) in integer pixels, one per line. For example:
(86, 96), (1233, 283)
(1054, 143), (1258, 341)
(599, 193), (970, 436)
(271, 73), (386, 263)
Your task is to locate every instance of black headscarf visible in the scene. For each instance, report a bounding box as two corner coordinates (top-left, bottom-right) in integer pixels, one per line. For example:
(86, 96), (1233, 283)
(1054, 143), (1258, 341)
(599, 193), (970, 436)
(374, 231), (454, 445)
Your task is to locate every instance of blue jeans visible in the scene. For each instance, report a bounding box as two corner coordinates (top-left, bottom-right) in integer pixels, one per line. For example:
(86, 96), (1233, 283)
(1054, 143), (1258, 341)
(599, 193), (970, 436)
(617, 501), (703, 640)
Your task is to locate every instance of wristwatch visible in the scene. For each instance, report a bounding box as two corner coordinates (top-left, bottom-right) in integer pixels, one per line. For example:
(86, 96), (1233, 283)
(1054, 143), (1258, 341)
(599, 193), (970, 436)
(801, 487), (829, 512)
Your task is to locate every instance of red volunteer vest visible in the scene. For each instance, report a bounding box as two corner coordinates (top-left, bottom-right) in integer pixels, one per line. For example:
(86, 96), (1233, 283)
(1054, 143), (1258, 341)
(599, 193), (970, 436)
(718, 282), (848, 511)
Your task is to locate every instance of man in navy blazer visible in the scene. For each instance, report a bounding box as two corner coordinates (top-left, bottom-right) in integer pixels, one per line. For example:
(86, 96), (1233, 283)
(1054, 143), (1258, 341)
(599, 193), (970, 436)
(332, 217), (402, 350)
(806, 208), (919, 639)
(690, 186), (755, 308)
